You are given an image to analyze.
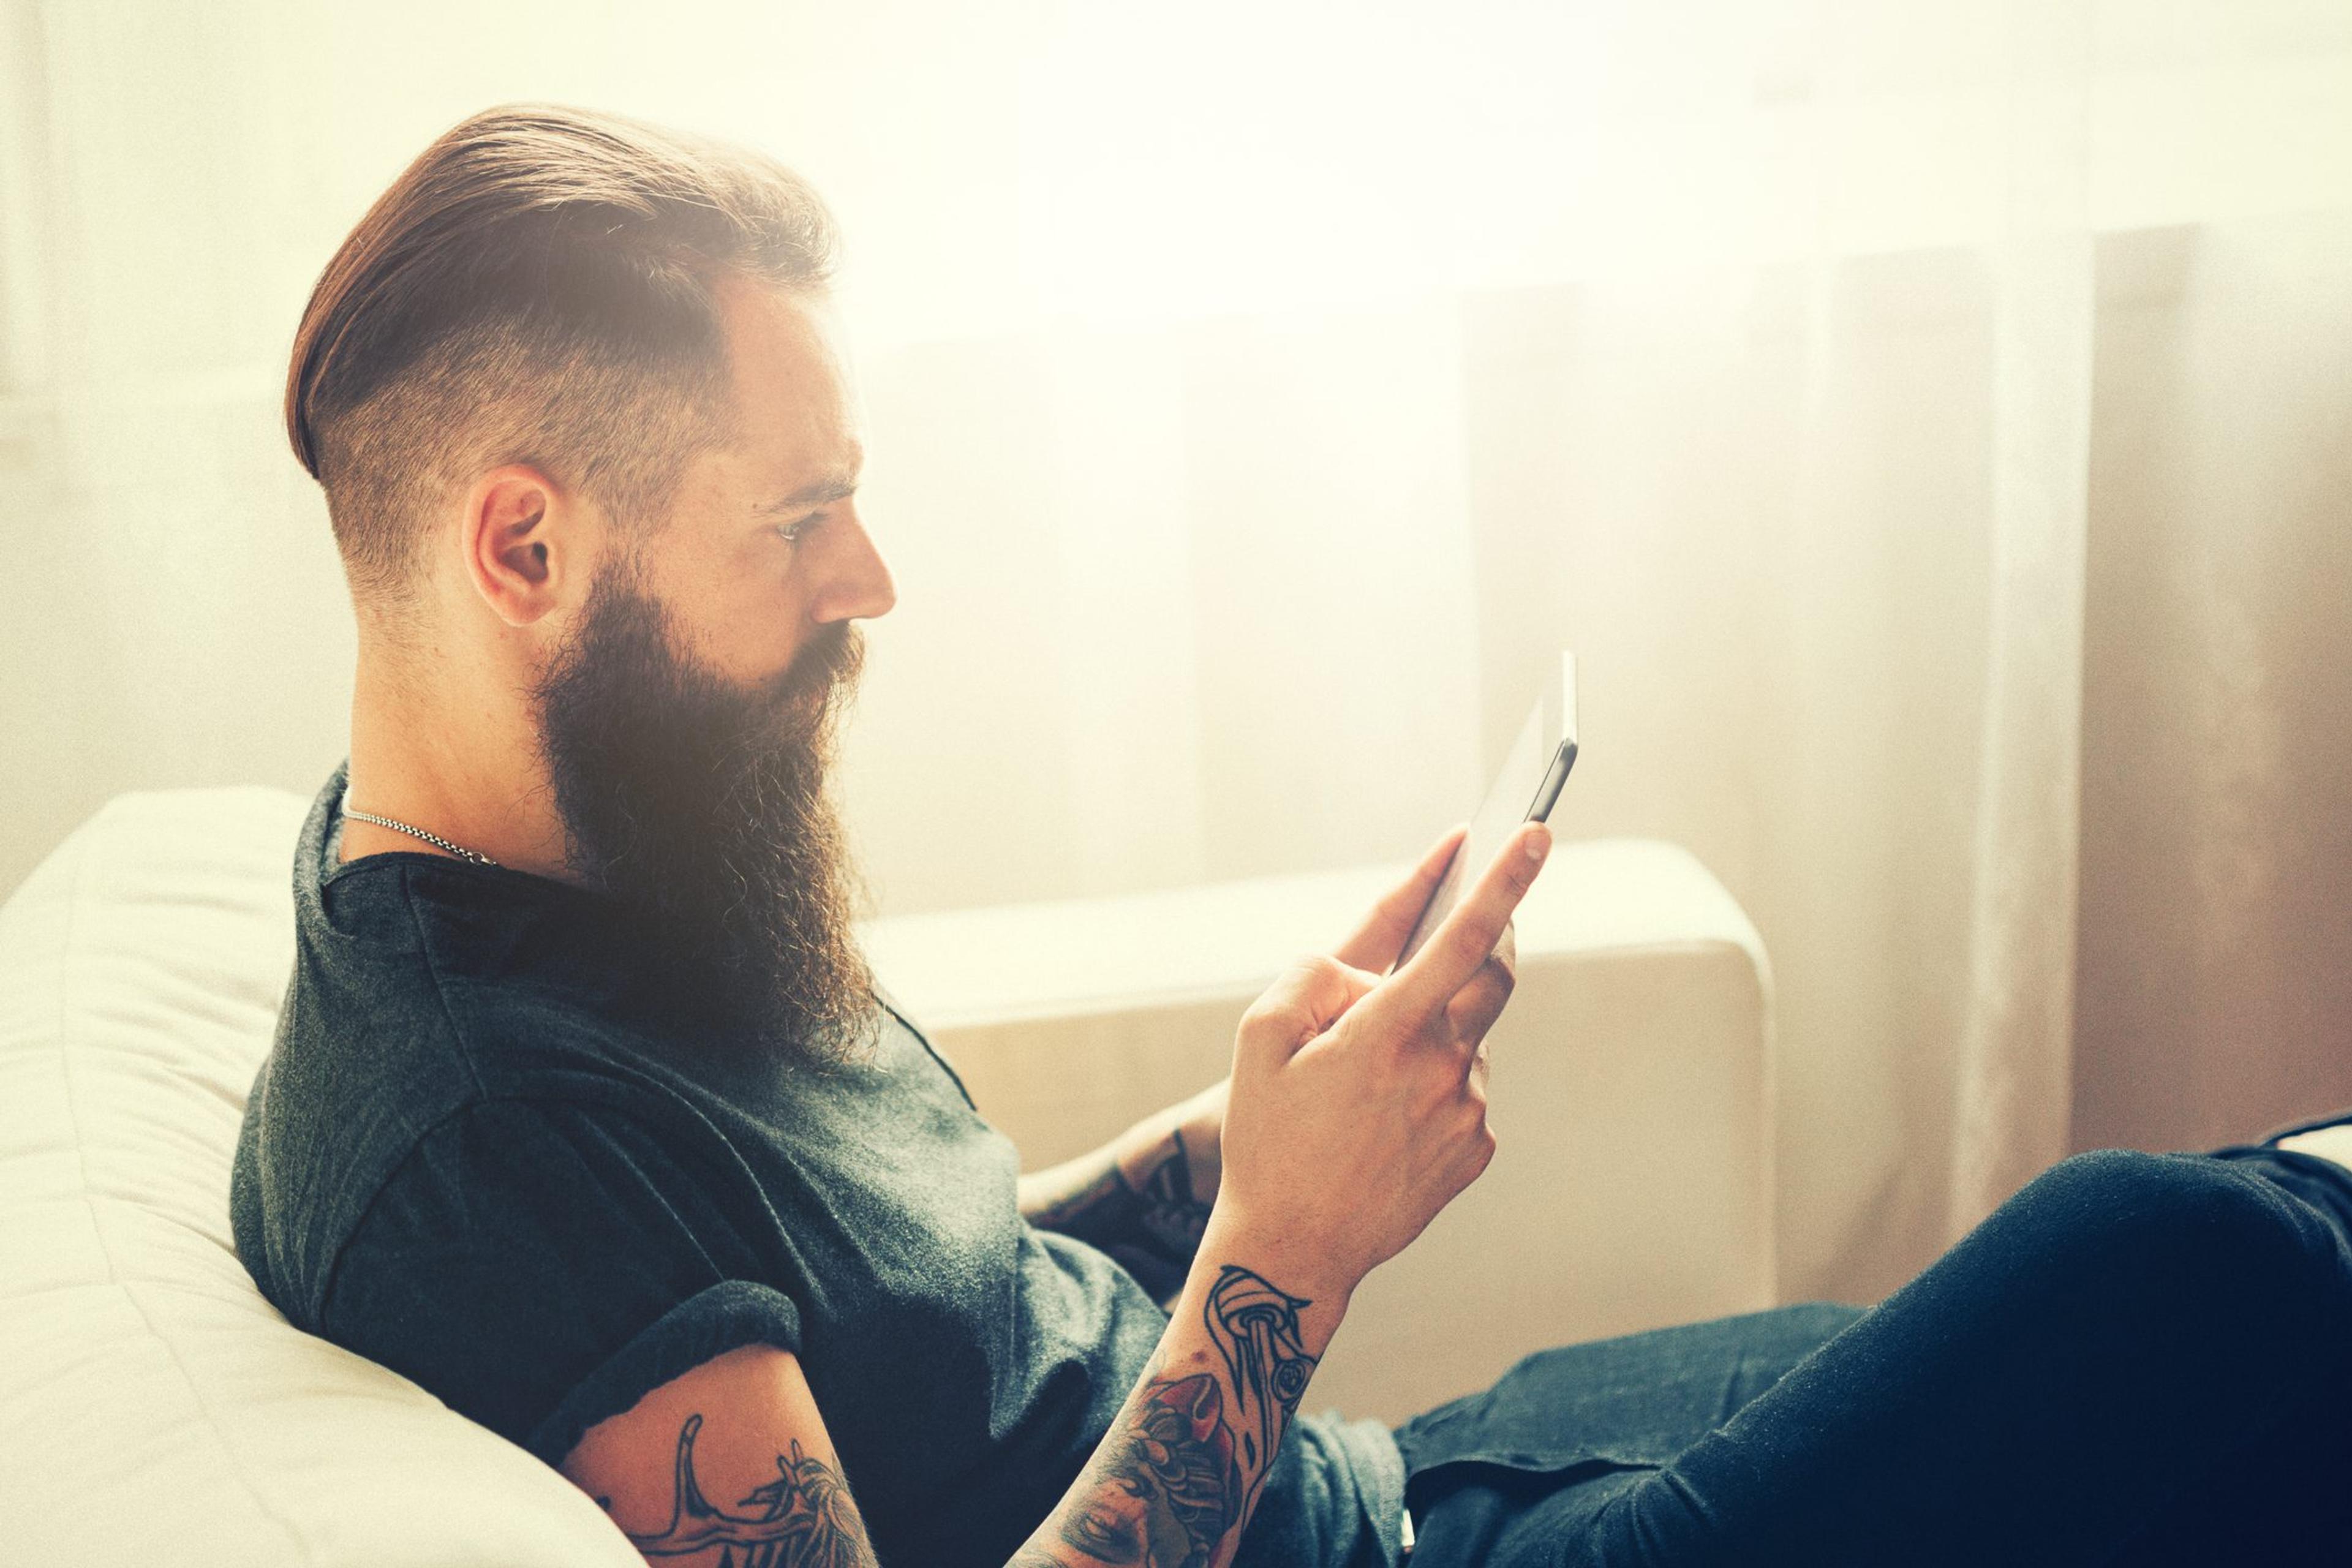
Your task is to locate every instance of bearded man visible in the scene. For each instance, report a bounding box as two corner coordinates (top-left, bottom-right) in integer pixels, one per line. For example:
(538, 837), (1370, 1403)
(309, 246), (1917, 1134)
(234, 103), (2352, 1568)
(232, 102), (1534, 1568)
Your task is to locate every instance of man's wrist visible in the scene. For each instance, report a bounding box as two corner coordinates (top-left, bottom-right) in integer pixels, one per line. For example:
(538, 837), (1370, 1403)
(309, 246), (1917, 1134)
(1191, 1211), (1357, 1346)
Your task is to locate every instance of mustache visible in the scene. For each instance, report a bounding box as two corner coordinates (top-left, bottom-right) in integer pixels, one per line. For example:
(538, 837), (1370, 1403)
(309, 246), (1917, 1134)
(764, 621), (865, 718)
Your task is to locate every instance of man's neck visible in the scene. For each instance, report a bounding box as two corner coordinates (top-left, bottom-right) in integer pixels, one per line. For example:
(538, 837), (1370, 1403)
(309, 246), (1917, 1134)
(343, 655), (576, 880)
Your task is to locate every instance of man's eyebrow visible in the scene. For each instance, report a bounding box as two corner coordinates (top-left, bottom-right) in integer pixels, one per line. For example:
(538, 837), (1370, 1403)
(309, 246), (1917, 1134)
(756, 475), (859, 513)
(756, 452), (864, 511)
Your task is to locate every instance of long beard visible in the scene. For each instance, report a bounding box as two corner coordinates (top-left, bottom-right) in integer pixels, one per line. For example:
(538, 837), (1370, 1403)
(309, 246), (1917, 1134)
(531, 564), (878, 1068)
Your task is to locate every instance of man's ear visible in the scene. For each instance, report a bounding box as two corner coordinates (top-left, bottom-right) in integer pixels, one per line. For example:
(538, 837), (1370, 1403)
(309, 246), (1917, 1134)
(460, 465), (583, 627)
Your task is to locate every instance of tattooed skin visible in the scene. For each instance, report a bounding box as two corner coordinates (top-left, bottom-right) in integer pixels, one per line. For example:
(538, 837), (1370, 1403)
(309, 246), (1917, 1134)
(617, 1413), (877, 1568)
(1023, 1163), (1129, 1238)
(611, 1268), (1318, 1568)
(1059, 1374), (1240, 1568)
(1027, 1132), (1215, 1303)
(1025, 1266), (1319, 1568)
(1136, 1132), (1213, 1259)
(1204, 1265), (1316, 1494)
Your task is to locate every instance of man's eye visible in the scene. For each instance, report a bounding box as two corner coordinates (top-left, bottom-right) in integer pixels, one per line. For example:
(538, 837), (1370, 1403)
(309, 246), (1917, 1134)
(775, 511), (826, 545)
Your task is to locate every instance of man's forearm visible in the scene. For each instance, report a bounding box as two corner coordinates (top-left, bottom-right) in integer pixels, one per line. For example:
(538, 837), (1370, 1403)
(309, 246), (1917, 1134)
(1008, 1232), (1343, 1568)
(1020, 1108), (1215, 1298)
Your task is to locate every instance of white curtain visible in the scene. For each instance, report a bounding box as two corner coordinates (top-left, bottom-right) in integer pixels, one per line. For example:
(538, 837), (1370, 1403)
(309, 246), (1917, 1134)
(6, 0), (2351, 1302)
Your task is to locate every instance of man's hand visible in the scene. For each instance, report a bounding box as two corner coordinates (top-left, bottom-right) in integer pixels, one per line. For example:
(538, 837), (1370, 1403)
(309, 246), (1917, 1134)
(1330, 823), (1519, 1088)
(1113, 832), (1526, 1230)
(1122, 823), (1522, 1231)
(1022, 823), (1535, 1307)
(1212, 818), (1549, 1305)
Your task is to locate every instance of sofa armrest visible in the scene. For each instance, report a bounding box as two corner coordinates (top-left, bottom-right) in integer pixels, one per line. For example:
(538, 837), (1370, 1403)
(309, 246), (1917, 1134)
(859, 837), (1777, 1423)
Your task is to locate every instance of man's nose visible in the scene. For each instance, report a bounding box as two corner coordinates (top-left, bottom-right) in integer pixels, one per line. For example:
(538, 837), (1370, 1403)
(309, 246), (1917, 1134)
(811, 514), (896, 624)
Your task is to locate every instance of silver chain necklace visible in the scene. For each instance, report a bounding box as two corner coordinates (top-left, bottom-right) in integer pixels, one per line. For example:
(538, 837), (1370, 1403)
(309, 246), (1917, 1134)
(342, 799), (502, 868)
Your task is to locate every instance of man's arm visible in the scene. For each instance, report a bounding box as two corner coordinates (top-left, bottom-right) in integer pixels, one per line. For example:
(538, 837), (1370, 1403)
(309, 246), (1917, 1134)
(1025, 1248), (1333, 1568)
(566, 1234), (1335, 1568)
(1018, 1082), (1224, 1301)
(563, 1343), (877, 1567)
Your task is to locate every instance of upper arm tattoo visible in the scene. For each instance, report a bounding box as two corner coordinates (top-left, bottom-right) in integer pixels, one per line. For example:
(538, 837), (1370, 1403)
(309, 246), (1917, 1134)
(612, 1412), (878, 1568)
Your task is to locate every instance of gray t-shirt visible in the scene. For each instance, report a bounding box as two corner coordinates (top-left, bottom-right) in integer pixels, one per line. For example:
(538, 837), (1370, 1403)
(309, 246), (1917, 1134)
(231, 766), (1402, 1568)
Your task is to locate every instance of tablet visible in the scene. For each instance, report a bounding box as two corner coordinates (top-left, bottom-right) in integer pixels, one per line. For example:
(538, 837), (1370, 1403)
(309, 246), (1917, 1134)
(1393, 651), (1579, 970)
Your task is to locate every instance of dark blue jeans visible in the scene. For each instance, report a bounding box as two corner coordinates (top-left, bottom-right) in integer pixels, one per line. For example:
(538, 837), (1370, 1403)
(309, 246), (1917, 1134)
(1394, 1144), (2352, 1566)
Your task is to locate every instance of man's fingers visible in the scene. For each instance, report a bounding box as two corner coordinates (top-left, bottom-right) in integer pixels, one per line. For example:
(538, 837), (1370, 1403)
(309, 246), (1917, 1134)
(1443, 952), (1515, 1049)
(1332, 826), (1467, 973)
(1360, 821), (1551, 1036)
(1490, 920), (1517, 990)
(1440, 921), (1518, 1054)
(1239, 952), (1382, 1062)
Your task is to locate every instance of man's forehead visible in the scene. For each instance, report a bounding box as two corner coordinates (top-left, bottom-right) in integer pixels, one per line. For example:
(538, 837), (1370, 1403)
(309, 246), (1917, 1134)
(715, 275), (862, 483)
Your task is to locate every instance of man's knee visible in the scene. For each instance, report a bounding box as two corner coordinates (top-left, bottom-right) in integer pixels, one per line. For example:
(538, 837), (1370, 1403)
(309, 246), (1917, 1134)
(2000, 1148), (2335, 1314)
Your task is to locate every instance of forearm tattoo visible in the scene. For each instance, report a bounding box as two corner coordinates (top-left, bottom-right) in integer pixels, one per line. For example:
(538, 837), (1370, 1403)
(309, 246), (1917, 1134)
(1031, 1264), (1319, 1568)
(1028, 1131), (1215, 1300)
(611, 1412), (878, 1568)
(1202, 1264), (1314, 1497)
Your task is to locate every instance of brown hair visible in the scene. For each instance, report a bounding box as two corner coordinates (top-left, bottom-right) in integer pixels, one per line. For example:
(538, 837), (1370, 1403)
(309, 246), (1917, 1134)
(285, 104), (837, 625)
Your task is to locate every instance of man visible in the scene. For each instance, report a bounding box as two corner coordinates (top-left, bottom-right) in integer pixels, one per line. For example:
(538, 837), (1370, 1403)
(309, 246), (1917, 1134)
(234, 101), (1541, 1568)
(236, 104), (2352, 1568)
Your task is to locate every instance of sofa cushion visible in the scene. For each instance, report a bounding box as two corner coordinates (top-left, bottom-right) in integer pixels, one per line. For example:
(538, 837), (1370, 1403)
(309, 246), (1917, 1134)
(0, 786), (638, 1567)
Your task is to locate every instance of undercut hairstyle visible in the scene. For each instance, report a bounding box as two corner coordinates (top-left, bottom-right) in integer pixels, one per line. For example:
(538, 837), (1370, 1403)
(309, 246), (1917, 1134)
(285, 104), (838, 630)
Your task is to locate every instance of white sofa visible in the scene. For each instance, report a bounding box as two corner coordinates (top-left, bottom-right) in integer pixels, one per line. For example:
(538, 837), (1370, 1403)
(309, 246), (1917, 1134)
(0, 786), (1775, 1566)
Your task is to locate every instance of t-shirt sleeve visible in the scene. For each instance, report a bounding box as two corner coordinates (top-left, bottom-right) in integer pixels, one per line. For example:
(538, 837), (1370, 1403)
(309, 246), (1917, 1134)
(320, 1096), (804, 1468)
